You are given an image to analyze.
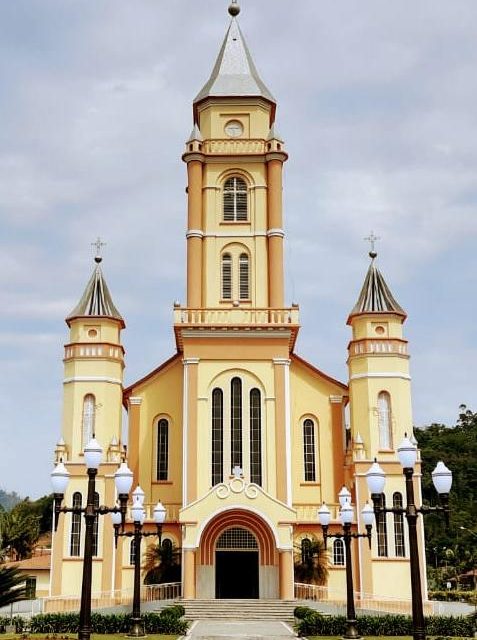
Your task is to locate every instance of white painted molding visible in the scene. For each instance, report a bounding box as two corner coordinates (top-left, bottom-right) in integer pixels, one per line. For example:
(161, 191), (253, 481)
(202, 231), (267, 238)
(350, 373), (411, 381)
(63, 376), (122, 385)
(181, 330), (291, 340)
(186, 230), (204, 239)
(182, 358), (200, 365)
(329, 395), (343, 404)
(128, 397), (142, 406)
(272, 358), (291, 366)
(267, 228), (285, 238)
(182, 364), (189, 507)
(284, 359), (292, 507)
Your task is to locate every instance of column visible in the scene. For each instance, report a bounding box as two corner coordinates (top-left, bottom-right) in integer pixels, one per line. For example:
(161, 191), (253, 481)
(330, 395), (345, 499)
(183, 358), (200, 506)
(267, 156), (285, 308)
(127, 397), (142, 488)
(279, 549), (294, 600)
(183, 549), (196, 599)
(186, 159), (203, 308)
(273, 358), (291, 505)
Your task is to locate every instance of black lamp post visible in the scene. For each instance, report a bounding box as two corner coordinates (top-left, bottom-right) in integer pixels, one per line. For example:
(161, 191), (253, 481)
(111, 486), (166, 638)
(318, 490), (374, 640)
(366, 435), (452, 640)
(51, 438), (134, 640)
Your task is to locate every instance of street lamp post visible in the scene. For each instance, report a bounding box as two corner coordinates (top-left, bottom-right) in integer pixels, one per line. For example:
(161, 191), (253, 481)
(318, 491), (374, 640)
(111, 486), (166, 638)
(366, 435), (452, 640)
(51, 438), (134, 640)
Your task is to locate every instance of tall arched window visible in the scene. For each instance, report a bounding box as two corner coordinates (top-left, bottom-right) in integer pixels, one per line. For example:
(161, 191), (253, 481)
(162, 538), (173, 554)
(223, 177), (247, 221)
(231, 378), (242, 471)
(212, 389), (224, 486)
(303, 419), (316, 482)
(239, 253), (249, 300)
(221, 253), (232, 300)
(377, 493), (388, 557)
(92, 492), (100, 556)
(249, 388), (262, 486)
(393, 492), (405, 557)
(82, 394), (95, 449)
(333, 539), (345, 566)
(156, 419), (169, 481)
(378, 392), (392, 449)
(301, 538), (312, 563)
(129, 538), (136, 566)
(70, 492), (82, 556)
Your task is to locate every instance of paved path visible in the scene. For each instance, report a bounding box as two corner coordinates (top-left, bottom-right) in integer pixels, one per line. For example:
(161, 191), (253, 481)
(185, 618), (296, 639)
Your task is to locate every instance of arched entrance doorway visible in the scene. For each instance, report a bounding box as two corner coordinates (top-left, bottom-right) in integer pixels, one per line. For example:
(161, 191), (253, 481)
(215, 527), (259, 599)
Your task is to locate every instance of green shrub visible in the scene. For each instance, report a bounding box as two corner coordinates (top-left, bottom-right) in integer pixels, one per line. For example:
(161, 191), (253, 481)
(429, 590), (477, 604)
(294, 605), (314, 619)
(29, 609), (189, 635)
(295, 612), (474, 637)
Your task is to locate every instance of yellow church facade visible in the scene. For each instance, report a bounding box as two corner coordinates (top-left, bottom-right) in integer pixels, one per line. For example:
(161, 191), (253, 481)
(50, 5), (426, 604)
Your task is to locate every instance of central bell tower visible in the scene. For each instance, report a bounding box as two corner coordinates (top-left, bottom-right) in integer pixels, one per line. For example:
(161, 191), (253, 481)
(181, 3), (288, 312)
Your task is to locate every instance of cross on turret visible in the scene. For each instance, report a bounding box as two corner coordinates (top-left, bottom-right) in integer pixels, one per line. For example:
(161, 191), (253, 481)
(364, 231), (380, 258)
(92, 237), (106, 263)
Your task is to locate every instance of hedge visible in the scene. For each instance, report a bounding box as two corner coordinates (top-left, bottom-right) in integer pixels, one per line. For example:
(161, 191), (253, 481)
(430, 590), (477, 604)
(27, 607), (188, 635)
(294, 608), (475, 637)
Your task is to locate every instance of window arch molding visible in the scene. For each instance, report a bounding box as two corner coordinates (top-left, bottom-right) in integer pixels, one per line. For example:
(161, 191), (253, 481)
(299, 414), (320, 483)
(152, 414), (172, 482)
(218, 169), (254, 225)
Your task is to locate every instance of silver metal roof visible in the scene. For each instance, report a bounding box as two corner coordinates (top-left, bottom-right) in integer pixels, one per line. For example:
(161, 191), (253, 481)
(187, 123), (203, 142)
(66, 259), (124, 326)
(348, 254), (406, 319)
(194, 18), (275, 105)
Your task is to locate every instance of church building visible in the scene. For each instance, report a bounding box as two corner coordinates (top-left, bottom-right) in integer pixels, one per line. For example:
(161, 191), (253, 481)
(50, 3), (426, 603)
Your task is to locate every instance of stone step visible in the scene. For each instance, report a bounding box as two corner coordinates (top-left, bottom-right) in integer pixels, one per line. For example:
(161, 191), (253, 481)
(173, 599), (297, 622)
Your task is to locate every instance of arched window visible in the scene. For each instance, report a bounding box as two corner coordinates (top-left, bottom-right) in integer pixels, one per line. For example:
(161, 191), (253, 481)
(221, 253), (232, 300)
(377, 493), (388, 557)
(156, 419), (169, 481)
(162, 538), (173, 553)
(212, 389), (224, 486)
(223, 177), (247, 222)
(239, 253), (249, 300)
(129, 538), (137, 566)
(82, 394), (95, 449)
(92, 492), (100, 556)
(231, 378), (242, 471)
(303, 419), (316, 482)
(70, 492), (82, 556)
(301, 538), (312, 563)
(393, 492), (405, 557)
(333, 539), (345, 566)
(378, 392), (392, 449)
(249, 388), (262, 486)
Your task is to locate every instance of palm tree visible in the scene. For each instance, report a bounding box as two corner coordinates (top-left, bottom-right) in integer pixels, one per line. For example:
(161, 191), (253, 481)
(0, 566), (28, 607)
(294, 538), (329, 585)
(142, 540), (181, 584)
(0, 505), (40, 561)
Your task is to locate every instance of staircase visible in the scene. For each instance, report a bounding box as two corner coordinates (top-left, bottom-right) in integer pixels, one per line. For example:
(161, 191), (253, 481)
(175, 599), (297, 623)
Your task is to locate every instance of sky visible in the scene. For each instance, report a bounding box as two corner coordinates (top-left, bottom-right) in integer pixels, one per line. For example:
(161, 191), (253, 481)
(1, 0), (476, 498)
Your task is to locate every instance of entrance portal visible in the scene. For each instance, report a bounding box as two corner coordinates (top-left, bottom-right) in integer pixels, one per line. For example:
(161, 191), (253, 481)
(215, 527), (259, 599)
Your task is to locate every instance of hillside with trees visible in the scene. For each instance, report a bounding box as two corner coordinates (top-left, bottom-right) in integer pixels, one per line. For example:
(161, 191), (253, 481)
(416, 404), (477, 589)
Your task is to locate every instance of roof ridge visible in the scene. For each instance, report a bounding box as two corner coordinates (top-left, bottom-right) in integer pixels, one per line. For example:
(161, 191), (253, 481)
(348, 256), (406, 321)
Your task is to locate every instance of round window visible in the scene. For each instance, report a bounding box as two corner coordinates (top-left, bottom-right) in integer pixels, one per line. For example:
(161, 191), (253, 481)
(224, 120), (243, 138)
(88, 329), (98, 338)
(375, 326), (385, 335)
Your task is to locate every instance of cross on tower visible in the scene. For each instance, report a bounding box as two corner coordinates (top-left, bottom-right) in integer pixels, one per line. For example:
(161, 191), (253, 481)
(92, 237), (106, 263)
(364, 231), (380, 257)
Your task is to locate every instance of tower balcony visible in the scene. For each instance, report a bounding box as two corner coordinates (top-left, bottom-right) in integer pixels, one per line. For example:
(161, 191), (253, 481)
(173, 305), (300, 351)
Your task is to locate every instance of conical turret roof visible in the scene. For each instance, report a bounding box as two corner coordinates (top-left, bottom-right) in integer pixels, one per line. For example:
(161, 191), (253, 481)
(348, 252), (406, 323)
(194, 9), (275, 114)
(66, 257), (124, 327)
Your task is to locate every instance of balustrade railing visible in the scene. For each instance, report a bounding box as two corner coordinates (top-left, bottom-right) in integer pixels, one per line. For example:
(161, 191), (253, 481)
(174, 307), (299, 327)
(202, 139), (266, 155)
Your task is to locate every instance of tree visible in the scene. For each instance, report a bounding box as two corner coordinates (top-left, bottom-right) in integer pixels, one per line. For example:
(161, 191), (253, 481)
(0, 566), (28, 607)
(142, 541), (181, 584)
(294, 538), (329, 585)
(0, 503), (40, 561)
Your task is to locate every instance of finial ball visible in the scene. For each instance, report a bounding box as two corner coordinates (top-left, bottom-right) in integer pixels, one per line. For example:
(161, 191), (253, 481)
(94, 256), (103, 264)
(228, 2), (240, 17)
(369, 251), (377, 259)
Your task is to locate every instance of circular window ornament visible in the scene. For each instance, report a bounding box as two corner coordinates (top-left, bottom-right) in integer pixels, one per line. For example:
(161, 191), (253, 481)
(225, 120), (243, 138)
(88, 329), (98, 338)
(375, 326), (385, 335)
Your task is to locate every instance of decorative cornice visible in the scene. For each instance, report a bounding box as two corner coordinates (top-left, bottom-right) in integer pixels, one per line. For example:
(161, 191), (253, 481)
(350, 372), (411, 381)
(202, 231), (267, 238)
(267, 228), (285, 238)
(181, 152), (204, 164)
(180, 329), (292, 340)
(128, 397), (142, 406)
(63, 376), (122, 385)
(272, 357), (291, 366)
(329, 395), (344, 404)
(182, 358), (200, 365)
